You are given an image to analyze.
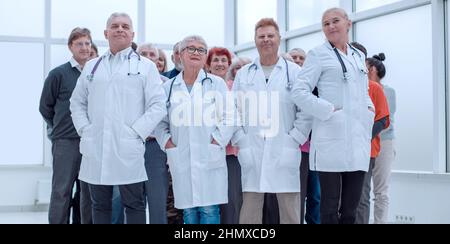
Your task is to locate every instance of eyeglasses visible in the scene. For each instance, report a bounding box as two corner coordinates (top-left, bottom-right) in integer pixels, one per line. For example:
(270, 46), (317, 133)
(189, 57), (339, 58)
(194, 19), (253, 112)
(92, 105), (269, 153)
(183, 46), (207, 55)
(73, 42), (91, 48)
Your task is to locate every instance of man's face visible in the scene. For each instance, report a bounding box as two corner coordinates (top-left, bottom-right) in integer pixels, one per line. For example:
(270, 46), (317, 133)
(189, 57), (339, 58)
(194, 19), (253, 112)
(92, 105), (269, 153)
(69, 36), (92, 62)
(139, 47), (159, 63)
(255, 26), (280, 57)
(289, 50), (306, 67)
(104, 16), (135, 52)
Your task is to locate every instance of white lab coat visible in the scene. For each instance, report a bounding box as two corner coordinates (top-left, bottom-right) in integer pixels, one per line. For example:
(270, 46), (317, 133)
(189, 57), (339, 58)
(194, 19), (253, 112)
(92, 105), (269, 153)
(154, 71), (235, 209)
(232, 57), (310, 193)
(70, 47), (167, 185)
(291, 42), (374, 172)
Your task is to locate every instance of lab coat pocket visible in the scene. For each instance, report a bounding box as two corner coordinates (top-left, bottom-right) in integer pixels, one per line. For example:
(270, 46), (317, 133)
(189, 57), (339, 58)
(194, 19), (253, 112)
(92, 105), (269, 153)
(79, 137), (95, 158)
(315, 110), (345, 141)
(119, 138), (145, 164)
(278, 134), (301, 169)
(123, 125), (140, 139)
(166, 147), (187, 173)
(208, 144), (226, 170)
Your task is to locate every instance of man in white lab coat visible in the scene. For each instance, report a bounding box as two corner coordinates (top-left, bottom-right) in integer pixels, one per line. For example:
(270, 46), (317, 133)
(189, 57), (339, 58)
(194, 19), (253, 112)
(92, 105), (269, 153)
(70, 12), (166, 224)
(232, 18), (310, 224)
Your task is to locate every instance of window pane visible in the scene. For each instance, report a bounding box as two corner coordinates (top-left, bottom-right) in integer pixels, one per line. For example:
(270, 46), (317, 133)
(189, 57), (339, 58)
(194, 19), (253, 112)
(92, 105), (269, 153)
(356, 0), (402, 12)
(0, 0), (44, 37)
(52, 0), (138, 41)
(237, 0), (277, 44)
(288, 0), (339, 30)
(287, 32), (325, 53)
(0, 42), (44, 165)
(146, 0), (224, 47)
(356, 5), (433, 172)
(236, 48), (259, 60)
(50, 44), (108, 70)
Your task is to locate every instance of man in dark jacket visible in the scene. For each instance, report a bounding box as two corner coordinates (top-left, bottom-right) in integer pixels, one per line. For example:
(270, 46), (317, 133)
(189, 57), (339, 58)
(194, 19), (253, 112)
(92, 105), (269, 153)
(162, 42), (183, 79)
(39, 27), (93, 224)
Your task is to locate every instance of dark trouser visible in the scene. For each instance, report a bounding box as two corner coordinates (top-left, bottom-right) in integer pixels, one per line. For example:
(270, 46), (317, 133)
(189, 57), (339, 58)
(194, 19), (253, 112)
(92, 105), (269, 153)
(89, 182), (146, 224)
(220, 155), (243, 224)
(263, 194), (280, 224)
(71, 180), (81, 224)
(300, 152), (321, 224)
(79, 180), (92, 224)
(355, 158), (376, 224)
(49, 139), (82, 224)
(319, 171), (366, 224)
(144, 139), (169, 224)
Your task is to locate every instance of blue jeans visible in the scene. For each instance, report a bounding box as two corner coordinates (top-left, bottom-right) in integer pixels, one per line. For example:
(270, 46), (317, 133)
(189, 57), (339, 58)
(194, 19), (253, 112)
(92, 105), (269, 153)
(305, 170), (321, 224)
(111, 186), (124, 224)
(183, 205), (220, 224)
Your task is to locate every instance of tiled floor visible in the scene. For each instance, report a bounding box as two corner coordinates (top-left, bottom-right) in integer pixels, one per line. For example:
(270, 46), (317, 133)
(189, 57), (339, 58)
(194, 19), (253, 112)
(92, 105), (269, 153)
(0, 212), (48, 224)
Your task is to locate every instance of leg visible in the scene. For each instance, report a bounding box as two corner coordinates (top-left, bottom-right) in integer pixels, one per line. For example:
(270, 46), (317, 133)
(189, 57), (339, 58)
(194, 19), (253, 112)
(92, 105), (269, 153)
(373, 140), (395, 224)
(144, 139), (169, 224)
(355, 159), (375, 224)
(167, 173), (184, 224)
(80, 180), (92, 224)
(89, 184), (113, 224)
(277, 193), (301, 224)
(119, 182), (146, 224)
(199, 205), (221, 224)
(239, 192), (265, 224)
(48, 139), (81, 224)
(318, 172), (341, 224)
(111, 186), (124, 224)
(262, 194), (279, 224)
(184, 208), (200, 224)
(300, 152), (309, 224)
(305, 170), (321, 224)
(340, 171), (367, 224)
(220, 155), (243, 224)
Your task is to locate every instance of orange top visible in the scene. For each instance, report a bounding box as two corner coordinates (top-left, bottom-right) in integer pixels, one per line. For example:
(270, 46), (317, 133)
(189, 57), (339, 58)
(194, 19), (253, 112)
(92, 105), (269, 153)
(369, 81), (390, 158)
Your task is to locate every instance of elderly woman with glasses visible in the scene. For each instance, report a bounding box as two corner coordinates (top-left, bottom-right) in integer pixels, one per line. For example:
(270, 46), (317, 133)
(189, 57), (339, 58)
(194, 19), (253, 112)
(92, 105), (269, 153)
(155, 35), (235, 224)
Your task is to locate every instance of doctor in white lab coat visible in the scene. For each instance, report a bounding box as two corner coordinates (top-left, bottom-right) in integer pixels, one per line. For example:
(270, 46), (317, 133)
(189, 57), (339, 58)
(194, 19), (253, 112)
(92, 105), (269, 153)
(154, 35), (235, 224)
(70, 13), (166, 224)
(290, 8), (375, 224)
(232, 18), (310, 224)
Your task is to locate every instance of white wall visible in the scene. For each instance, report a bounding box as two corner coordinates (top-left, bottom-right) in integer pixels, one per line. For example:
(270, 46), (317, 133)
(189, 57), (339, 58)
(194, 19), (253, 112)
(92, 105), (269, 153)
(388, 172), (450, 224)
(0, 166), (51, 211)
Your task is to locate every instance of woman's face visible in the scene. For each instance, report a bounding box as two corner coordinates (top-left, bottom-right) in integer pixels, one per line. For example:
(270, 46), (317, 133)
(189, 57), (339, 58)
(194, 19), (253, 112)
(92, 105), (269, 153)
(156, 56), (165, 73)
(322, 10), (351, 45)
(180, 41), (208, 71)
(209, 54), (230, 79)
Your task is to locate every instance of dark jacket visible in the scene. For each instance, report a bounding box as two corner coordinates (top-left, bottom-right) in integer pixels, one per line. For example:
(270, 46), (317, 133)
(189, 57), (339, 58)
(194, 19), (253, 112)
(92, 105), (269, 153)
(39, 62), (81, 140)
(162, 68), (181, 79)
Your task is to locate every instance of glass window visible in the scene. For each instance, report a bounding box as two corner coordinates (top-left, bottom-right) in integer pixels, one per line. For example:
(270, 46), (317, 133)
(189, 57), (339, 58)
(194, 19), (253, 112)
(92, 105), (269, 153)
(0, 42), (44, 165)
(52, 0), (138, 41)
(356, 0), (402, 12)
(50, 44), (108, 70)
(355, 5), (433, 172)
(0, 0), (45, 37)
(288, 0), (340, 30)
(236, 48), (259, 61)
(287, 32), (325, 53)
(237, 0), (277, 44)
(146, 0), (224, 47)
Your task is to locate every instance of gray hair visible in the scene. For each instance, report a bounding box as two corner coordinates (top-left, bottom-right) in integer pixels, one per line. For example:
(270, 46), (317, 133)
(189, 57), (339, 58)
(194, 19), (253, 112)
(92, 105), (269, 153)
(106, 12), (133, 29)
(323, 8), (349, 20)
(179, 35), (208, 53)
(280, 53), (294, 62)
(227, 57), (252, 81)
(137, 43), (159, 55)
(289, 48), (306, 55)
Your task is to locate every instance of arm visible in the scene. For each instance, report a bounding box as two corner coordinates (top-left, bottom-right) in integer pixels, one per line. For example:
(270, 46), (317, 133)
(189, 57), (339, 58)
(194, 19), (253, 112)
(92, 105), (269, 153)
(131, 64), (167, 142)
(39, 70), (60, 127)
(372, 117), (388, 139)
(211, 78), (236, 148)
(290, 50), (335, 121)
(230, 69), (246, 146)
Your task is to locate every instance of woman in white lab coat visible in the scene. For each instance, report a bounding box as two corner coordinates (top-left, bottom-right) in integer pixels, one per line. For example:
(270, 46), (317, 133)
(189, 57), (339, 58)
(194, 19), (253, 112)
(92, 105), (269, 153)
(154, 35), (235, 224)
(291, 8), (375, 224)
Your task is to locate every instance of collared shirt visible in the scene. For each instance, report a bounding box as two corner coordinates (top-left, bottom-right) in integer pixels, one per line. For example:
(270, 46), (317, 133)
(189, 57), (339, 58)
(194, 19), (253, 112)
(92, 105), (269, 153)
(106, 47), (132, 74)
(70, 57), (83, 72)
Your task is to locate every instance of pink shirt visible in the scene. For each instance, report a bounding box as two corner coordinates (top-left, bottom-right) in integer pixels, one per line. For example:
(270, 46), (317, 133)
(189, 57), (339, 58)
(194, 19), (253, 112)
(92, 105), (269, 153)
(300, 140), (310, 153)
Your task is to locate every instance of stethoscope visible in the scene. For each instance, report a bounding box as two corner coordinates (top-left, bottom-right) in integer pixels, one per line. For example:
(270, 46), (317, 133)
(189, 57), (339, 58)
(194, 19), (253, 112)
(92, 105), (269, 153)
(87, 50), (141, 82)
(166, 69), (213, 109)
(246, 57), (292, 91)
(329, 42), (368, 82)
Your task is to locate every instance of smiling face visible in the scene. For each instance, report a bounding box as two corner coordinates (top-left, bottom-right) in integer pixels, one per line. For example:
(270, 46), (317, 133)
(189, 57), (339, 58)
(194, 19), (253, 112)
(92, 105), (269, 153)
(209, 54), (230, 79)
(104, 15), (135, 54)
(322, 9), (351, 46)
(255, 25), (280, 57)
(69, 36), (92, 63)
(180, 40), (208, 70)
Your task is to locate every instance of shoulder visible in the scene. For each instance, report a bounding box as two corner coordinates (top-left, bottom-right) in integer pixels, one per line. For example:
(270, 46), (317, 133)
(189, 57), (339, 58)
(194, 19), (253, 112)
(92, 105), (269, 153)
(49, 62), (71, 76)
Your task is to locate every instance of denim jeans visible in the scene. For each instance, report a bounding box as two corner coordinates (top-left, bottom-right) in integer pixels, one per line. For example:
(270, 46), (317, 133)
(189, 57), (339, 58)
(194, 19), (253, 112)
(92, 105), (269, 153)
(111, 186), (124, 224)
(183, 205), (220, 224)
(305, 170), (321, 224)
